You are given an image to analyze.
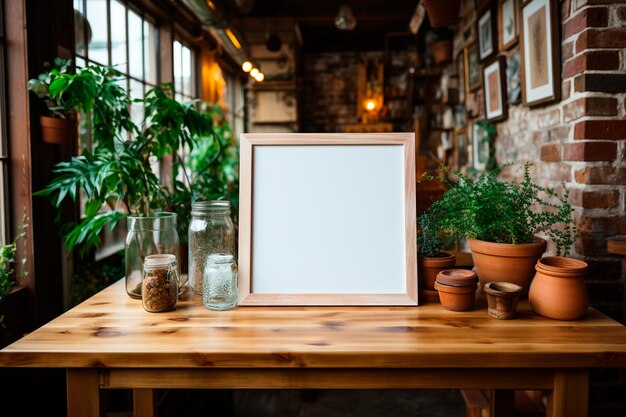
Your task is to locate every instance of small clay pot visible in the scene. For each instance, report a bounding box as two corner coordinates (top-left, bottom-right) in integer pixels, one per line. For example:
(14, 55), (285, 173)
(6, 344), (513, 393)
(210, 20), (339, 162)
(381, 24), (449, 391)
(434, 269), (478, 312)
(418, 253), (456, 303)
(529, 257), (589, 320)
(40, 115), (76, 145)
(483, 282), (524, 320)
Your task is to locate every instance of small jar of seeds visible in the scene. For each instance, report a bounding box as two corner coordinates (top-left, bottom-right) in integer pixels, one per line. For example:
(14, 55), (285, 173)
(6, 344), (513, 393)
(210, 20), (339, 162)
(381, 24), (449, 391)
(142, 254), (179, 313)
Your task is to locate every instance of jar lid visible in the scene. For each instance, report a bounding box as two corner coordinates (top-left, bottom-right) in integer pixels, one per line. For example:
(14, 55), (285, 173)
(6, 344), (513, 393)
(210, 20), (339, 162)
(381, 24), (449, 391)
(192, 200), (231, 214)
(144, 254), (177, 268)
(435, 269), (478, 287)
(207, 253), (235, 264)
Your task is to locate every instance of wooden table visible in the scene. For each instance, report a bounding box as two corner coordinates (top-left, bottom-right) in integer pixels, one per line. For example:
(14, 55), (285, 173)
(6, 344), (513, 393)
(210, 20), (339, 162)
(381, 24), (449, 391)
(1, 279), (626, 417)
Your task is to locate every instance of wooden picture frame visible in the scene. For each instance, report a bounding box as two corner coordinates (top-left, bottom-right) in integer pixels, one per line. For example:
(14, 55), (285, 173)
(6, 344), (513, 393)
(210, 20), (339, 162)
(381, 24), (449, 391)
(472, 122), (489, 172)
(478, 4), (497, 62)
(457, 51), (466, 103)
(454, 127), (469, 170)
(498, 0), (519, 50)
(483, 57), (508, 122)
(238, 133), (418, 306)
(520, 0), (560, 107)
(464, 43), (482, 92)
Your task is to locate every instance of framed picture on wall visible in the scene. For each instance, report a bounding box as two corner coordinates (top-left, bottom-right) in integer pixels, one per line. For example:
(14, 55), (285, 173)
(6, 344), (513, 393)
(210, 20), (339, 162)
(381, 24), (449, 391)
(472, 122), (489, 172)
(483, 57), (508, 122)
(465, 43), (482, 92)
(457, 51), (466, 103)
(498, 0), (519, 50)
(478, 5), (497, 62)
(454, 127), (469, 170)
(520, 0), (560, 106)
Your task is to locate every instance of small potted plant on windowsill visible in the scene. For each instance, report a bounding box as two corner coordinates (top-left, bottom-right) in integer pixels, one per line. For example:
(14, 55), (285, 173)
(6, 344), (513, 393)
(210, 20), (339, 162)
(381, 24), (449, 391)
(422, 162), (577, 292)
(417, 209), (456, 303)
(28, 58), (77, 145)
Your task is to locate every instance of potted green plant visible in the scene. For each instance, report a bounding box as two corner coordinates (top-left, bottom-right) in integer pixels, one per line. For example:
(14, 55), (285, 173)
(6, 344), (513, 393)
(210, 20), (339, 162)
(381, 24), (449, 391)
(417, 210), (456, 303)
(0, 216), (28, 327)
(28, 58), (76, 145)
(423, 162), (577, 291)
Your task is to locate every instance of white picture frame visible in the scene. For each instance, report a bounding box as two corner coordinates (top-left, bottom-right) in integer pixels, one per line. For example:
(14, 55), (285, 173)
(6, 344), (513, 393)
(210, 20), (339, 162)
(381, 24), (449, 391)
(478, 7), (496, 62)
(238, 133), (418, 306)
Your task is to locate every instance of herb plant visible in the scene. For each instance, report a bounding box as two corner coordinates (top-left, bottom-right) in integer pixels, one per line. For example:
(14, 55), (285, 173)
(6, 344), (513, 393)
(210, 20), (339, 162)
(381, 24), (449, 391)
(423, 162), (577, 256)
(417, 211), (443, 257)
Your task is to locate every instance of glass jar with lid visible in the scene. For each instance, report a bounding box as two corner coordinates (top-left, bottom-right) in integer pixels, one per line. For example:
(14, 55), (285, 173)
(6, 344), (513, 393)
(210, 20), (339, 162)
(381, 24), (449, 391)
(188, 201), (235, 295)
(203, 253), (238, 310)
(125, 212), (184, 299)
(142, 254), (179, 313)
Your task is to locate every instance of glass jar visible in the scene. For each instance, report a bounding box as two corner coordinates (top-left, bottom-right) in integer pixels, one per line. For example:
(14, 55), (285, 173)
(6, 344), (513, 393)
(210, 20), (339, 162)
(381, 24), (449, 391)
(142, 254), (178, 312)
(203, 254), (238, 310)
(188, 201), (235, 295)
(125, 212), (185, 299)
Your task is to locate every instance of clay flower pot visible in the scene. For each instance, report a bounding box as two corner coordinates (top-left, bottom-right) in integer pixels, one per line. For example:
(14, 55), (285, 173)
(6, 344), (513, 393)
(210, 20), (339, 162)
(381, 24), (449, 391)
(483, 282), (524, 320)
(418, 252), (456, 303)
(434, 269), (478, 312)
(529, 257), (589, 320)
(423, 0), (461, 28)
(39, 115), (77, 145)
(469, 237), (547, 292)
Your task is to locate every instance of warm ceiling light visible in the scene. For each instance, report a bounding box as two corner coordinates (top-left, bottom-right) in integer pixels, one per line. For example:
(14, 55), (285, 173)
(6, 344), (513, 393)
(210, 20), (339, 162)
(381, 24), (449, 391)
(225, 28), (241, 49)
(242, 61), (253, 72)
(254, 72), (264, 82)
(206, 0), (216, 10)
(250, 68), (259, 78)
(364, 99), (377, 111)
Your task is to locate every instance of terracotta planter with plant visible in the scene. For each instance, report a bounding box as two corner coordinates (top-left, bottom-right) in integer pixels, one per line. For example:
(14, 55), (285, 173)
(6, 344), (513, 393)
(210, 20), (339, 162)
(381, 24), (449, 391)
(417, 211), (456, 303)
(39, 115), (76, 145)
(423, 0), (461, 28)
(420, 160), (578, 293)
(529, 257), (589, 320)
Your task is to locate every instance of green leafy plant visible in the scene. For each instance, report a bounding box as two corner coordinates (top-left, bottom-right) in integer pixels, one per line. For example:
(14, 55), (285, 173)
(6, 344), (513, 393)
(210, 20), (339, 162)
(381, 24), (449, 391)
(28, 57), (73, 119)
(422, 162), (578, 256)
(416, 210), (443, 257)
(0, 216), (28, 325)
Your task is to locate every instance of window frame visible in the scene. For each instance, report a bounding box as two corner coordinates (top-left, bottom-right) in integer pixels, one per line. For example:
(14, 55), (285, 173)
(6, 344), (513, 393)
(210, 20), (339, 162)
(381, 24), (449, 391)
(0, 0), (10, 245)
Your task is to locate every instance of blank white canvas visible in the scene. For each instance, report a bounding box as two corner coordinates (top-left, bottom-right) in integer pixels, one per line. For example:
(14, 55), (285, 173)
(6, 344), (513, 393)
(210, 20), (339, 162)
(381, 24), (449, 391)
(252, 145), (406, 294)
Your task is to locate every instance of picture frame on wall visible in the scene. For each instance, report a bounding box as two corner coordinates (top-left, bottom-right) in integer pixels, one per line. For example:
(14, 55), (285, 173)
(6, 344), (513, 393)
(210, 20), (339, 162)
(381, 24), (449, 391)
(454, 127), (469, 170)
(465, 43), (482, 92)
(472, 122), (489, 172)
(478, 5), (497, 62)
(483, 57), (508, 122)
(457, 51), (466, 103)
(498, 0), (519, 50)
(520, 0), (560, 107)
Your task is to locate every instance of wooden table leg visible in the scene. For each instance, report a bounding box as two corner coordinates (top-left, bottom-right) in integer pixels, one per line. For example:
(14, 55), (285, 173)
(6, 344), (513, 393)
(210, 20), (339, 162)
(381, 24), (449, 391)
(547, 369), (589, 417)
(67, 369), (106, 417)
(134, 388), (157, 417)
(490, 389), (514, 417)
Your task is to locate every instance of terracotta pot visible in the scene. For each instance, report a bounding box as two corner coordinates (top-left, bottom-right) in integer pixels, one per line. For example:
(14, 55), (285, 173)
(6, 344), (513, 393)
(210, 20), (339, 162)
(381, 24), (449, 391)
(39, 115), (76, 145)
(434, 269), (478, 312)
(469, 237), (547, 292)
(432, 40), (453, 66)
(418, 252), (456, 303)
(483, 282), (524, 320)
(423, 0), (461, 28)
(529, 257), (589, 320)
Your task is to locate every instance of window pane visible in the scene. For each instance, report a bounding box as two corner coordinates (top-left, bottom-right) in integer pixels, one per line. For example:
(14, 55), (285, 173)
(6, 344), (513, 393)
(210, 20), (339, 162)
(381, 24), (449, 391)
(128, 9), (142, 79)
(74, 0), (86, 56)
(173, 40), (182, 95)
(182, 44), (192, 97)
(110, 0), (127, 73)
(86, 0), (109, 65)
(144, 20), (158, 85)
(76, 56), (86, 69)
(129, 79), (144, 129)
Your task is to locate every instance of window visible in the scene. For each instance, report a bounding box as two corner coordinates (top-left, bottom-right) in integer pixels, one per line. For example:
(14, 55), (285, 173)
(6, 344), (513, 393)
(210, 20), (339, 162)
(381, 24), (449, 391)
(74, 0), (159, 129)
(0, 0), (9, 246)
(173, 40), (196, 102)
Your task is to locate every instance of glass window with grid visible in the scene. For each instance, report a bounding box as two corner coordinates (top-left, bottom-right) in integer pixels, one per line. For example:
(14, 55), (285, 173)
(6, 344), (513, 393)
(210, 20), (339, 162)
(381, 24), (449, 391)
(74, 0), (159, 132)
(0, 0), (9, 246)
(173, 39), (197, 167)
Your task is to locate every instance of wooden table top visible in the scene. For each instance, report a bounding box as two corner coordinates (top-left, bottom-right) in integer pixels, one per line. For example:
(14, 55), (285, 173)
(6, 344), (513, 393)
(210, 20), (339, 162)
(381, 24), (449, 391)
(1, 279), (626, 369)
